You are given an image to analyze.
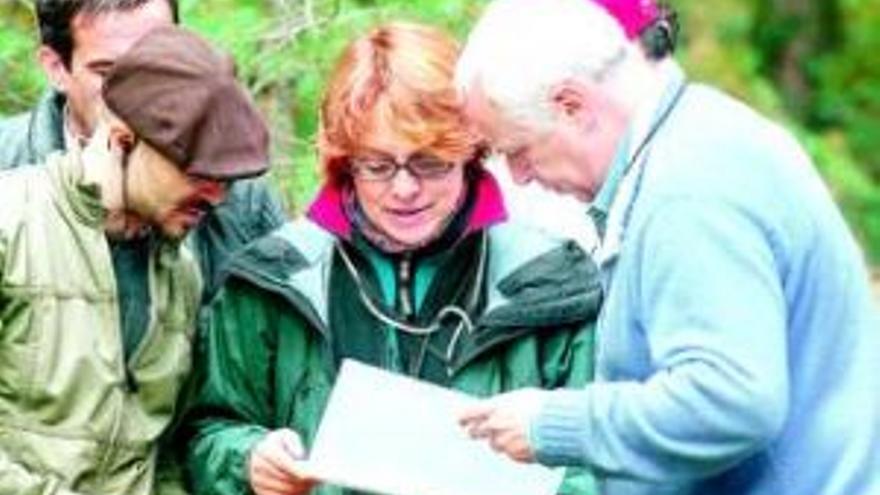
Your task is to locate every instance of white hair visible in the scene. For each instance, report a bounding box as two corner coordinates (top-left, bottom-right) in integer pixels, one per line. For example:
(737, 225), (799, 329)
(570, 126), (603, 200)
(456, 0), (640, 126)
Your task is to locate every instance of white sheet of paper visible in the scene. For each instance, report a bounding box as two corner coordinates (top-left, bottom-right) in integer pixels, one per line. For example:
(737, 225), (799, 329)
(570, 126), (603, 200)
(299, 359), (564, 495)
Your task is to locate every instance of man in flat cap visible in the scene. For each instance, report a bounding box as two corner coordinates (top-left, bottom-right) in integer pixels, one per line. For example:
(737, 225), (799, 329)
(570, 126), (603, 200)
(0, 0), (286, 301)
(0, 26), (270, 495)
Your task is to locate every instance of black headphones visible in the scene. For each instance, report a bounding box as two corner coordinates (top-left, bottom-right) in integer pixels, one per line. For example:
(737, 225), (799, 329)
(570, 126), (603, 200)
(640, 3), (680, 60)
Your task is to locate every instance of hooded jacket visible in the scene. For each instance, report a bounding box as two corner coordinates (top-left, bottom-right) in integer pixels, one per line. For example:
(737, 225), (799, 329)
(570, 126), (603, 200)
(183, 174), (602, 495)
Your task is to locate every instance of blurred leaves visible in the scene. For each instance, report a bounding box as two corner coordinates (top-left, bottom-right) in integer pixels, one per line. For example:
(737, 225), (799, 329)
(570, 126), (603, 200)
(0, 0), (42, 110)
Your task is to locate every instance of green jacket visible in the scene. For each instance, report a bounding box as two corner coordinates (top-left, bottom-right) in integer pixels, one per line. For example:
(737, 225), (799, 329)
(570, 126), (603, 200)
(0, 150), (202, 494)
(183, 218), (602, 495)
(0, 90), (287, 299)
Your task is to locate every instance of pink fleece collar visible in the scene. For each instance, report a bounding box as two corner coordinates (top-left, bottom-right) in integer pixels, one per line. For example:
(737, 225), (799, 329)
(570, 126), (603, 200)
(306, 171), (509, 239)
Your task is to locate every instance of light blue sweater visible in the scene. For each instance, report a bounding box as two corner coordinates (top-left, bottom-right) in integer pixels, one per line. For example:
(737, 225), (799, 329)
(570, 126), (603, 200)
(532, 69), (880, 495)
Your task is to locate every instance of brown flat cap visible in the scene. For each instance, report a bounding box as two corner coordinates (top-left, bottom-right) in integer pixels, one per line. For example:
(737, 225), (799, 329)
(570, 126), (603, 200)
(102, 26), (270, 180)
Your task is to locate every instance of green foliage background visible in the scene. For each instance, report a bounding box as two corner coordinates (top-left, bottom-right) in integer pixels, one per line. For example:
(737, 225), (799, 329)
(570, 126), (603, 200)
(1, 0), (879, 266)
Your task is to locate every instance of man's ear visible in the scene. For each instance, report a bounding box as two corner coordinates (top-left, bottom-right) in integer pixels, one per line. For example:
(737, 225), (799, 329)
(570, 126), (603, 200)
(106, 118), (137, 157)
(549, 79), (597, 130)
(38, 45), (70, 93)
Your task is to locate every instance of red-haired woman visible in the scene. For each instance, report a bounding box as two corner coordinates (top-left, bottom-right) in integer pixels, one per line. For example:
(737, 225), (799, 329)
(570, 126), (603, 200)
(183, 22), (601, 495)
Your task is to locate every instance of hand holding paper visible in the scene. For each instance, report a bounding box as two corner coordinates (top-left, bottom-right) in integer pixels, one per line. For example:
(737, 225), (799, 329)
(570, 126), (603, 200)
(249, 428), (316, 495)
(459, 388), (550, 463)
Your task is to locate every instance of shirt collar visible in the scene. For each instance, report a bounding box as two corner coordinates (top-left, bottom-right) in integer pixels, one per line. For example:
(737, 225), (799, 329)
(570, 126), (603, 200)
(586, 61), (687, 240)
(62, 103), (89, 150)
(587, 130), (632, 239)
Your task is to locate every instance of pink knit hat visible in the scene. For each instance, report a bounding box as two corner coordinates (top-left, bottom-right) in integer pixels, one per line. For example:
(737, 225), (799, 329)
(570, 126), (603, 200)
(592, 0), (659, 39)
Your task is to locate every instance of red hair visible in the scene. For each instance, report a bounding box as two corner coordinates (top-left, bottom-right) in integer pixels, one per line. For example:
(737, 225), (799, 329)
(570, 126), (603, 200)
(319, 22), (481, 185)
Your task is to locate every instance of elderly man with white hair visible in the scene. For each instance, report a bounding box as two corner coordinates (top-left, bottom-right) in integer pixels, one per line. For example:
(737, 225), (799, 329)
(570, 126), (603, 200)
(455, 1), (880, 494)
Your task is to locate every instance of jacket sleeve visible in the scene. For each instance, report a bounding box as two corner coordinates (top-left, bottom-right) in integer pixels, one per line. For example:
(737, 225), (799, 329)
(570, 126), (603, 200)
(0, 112), (31, 170)
(1, 232), (81, 495)
(531, 199), (789, 484)
(0, 251), (86, 495)
(0, 448), (84, 495)
(0, 230), (5, 286)
(540, 316), (596, 390)
(1, 107), (84, 495)
(182, 279), (281, 495)
(190, 177), (287, 300)
(541, 303), (599, 495)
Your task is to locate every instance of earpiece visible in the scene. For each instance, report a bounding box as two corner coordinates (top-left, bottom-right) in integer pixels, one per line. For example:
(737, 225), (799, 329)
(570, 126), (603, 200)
(119, 135), (137, 154)
(117, 135), (139, 168)
(640, 4), (679, 61)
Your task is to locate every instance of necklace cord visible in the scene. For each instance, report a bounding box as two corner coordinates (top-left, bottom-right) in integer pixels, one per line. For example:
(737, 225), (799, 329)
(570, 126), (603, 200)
(334, 231), (489, 373)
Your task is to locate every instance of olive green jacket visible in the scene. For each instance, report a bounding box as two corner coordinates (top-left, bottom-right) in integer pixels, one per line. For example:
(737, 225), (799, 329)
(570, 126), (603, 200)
(183, 219), (603, 495)
(0, 150), (201, 494)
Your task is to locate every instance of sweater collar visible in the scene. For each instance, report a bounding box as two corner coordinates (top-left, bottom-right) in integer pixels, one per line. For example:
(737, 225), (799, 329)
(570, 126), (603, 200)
(588, 60), (687, 240)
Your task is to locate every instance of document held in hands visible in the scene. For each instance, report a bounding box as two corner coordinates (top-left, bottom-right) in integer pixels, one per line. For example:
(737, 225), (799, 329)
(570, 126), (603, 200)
(300, 359), (564, 495)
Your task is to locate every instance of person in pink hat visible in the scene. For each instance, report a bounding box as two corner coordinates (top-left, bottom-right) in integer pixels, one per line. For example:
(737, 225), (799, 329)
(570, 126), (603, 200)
(455, 1), (880, 494)
(482, 0), (674, 253)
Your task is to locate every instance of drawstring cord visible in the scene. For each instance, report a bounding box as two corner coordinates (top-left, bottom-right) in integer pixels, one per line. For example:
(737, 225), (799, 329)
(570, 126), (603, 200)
(334, 230), (488, 374)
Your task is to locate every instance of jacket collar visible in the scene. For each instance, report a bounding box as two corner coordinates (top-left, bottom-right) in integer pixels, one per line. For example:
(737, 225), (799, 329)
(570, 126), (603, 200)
(46, 148), (107, 228)
(224, 218), (601, 376)
(19, 89), (105, 228)
(27, 90), (67, 162)
(305, 169), (509, 240)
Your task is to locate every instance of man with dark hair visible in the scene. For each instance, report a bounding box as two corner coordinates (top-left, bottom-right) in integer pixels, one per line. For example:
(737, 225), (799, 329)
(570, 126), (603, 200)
(36, 0), (180, 67)
(0, 0), (286, 297)
(0, 26), (271, 495)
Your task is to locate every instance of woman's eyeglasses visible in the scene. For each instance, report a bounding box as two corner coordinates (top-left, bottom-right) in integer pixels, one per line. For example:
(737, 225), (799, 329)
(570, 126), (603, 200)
(350, 152), (457, 182)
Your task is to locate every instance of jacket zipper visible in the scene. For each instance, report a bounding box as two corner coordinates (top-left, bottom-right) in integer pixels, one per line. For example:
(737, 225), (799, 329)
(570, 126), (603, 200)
(124, 246), (161, 392)
(101, 244), (167, 481)
(396, 253), (414, 320)
(96, 234), (138, 479)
